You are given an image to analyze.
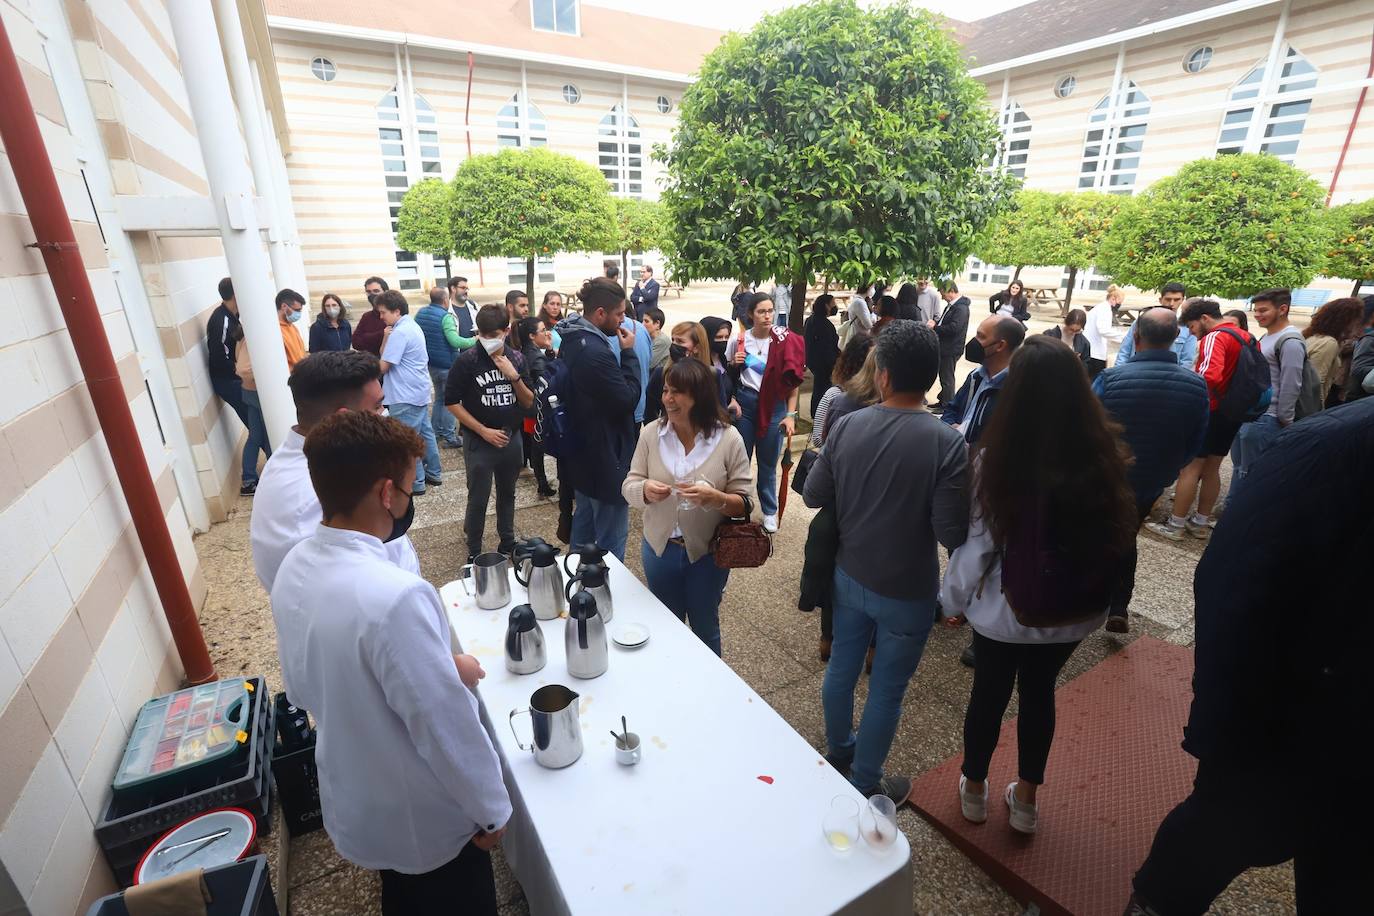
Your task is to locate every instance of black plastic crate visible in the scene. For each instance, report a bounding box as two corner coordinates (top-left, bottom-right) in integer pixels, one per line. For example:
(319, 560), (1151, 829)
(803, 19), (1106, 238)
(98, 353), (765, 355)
(96, 677), (275, 886)
(86, 855), (279, 916)
(271, 743), (321, 838)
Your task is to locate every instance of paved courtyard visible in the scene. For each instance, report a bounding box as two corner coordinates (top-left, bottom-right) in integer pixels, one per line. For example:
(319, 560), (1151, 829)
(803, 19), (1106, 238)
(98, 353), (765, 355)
(192, 289), (1298, 914)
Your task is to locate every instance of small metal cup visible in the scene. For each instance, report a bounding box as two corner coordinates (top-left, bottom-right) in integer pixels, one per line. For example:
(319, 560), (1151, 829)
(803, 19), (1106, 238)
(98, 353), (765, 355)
(460, 552), (512, 609)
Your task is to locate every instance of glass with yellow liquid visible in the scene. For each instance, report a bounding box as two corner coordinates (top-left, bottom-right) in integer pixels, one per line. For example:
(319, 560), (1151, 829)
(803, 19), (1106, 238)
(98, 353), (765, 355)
(822, 795), (859, 854)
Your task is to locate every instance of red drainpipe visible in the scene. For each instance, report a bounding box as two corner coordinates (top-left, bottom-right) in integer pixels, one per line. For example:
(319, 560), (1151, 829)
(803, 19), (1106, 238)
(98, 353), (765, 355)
(1327, 27), (1374, 205)
(0, 19), (216, 684)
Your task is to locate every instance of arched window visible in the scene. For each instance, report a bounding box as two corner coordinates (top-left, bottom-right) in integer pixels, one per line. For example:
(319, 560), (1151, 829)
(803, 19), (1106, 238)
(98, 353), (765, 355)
(377, 88), (444, 289)
(496, 93), (548, 148)
(1216, 46), (1316, 163)
(1078, 80), (1150, 195)
(998, 101), (1031, 179)
(598, 105), (642, 196)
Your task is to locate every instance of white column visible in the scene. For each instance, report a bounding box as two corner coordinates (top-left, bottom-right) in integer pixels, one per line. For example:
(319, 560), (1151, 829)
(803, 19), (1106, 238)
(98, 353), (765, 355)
(212, 0), (291, 297)
(167, 0), (293, 447)
(252, 63), (309, 300)
(38, 0), (211, 532)
(1247, 0), (1293, 154)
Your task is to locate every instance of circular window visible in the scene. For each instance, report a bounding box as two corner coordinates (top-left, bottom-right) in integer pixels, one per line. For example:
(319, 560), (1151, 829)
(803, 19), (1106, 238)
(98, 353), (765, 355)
(656, 95), (672, 114)
(562, 83), (581, 104)
(310, 57), (336, 82)
(1184, 46), (1213, 73)
(1054, 75), (1076, 98)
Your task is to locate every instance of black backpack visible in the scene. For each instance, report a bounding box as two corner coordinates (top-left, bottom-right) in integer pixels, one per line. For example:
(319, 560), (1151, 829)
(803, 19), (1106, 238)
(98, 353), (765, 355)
(1213, 327), (1272, 424)
(532, 356), (580, 459)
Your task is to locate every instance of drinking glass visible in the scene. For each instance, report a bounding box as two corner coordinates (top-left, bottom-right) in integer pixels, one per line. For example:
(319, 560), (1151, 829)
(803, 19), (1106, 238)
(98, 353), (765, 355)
(822, 795), (859, 854)
(862, 795), (898, 851)
(674, 474), (696, 512)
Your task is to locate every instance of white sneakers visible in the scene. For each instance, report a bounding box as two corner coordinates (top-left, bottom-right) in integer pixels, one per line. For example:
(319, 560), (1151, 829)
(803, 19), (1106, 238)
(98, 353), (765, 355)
(762, 514), (778, 533)
(1005, 782), (1038, 835)
(958, 775), (987, 823)
(957, 777), (1037, 834)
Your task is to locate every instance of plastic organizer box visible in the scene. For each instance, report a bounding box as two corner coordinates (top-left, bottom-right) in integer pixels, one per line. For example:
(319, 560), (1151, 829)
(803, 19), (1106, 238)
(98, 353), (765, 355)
(113, 678), (253, 794)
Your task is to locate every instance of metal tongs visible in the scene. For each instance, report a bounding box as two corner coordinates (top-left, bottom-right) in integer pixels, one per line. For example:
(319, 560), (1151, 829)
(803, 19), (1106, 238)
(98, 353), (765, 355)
(154, 828), (231, 867)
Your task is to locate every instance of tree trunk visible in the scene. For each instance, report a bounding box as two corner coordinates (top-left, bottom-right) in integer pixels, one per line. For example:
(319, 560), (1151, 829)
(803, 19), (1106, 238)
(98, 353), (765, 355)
(789, 275), (809, 331)
(1355, 277), (1365, 297)
(1013, 265), (1024, 283)
(1063, 266), (1078, 314)
(525, 256), (535, 304)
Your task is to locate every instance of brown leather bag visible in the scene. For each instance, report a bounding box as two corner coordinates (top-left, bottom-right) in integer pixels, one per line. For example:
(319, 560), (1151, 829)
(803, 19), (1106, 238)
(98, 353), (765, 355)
(710, 494), (773, 569)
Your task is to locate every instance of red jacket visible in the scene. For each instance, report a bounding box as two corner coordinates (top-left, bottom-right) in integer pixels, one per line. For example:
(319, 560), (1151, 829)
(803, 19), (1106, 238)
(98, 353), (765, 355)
(1194, 321), (1251, 412)
(749, 326), (805, 437)
(353, 309), (386, 356)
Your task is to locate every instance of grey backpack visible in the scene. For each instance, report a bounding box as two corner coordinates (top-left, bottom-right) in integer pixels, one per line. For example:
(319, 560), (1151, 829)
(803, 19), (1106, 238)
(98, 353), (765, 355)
(1275, 334), (1324, 422)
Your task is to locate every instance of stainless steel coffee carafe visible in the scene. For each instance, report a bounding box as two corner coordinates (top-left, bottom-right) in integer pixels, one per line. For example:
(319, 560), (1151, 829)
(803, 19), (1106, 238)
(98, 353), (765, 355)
(564, 590), (608, 679)
(515, 543), (565, 621)
(504, 604), (546, 675)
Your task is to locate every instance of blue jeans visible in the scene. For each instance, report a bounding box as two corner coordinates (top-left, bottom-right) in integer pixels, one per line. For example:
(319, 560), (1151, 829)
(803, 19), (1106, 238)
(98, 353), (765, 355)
(570, 493), (629, 561)
(237, 387), (272, 486)
(387, 402), (442, 490)
(1231, 414), (1281, 499)
(429, 366), (458, 444)
(822, 567), (935, 791)
(733, 386), (785, 517)
(641, 539), (730, 656)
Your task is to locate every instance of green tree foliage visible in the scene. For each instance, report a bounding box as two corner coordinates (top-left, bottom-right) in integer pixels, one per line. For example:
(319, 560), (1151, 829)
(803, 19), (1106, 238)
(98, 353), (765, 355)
(1020, 191), (1122, 311)
(437, 148), (616, 299)
(613, 198), (669, 281)
(975, 191), (1031, 280)
(1322, 197), (1374, 295)
(658, 0), (1015, 327)
(395, 178), (454, 261)
(1097, 154), (1327, 300)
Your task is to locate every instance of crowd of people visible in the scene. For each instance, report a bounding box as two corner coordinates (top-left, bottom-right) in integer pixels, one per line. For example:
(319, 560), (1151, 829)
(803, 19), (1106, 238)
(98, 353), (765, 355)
(208, 267), (1373, 914)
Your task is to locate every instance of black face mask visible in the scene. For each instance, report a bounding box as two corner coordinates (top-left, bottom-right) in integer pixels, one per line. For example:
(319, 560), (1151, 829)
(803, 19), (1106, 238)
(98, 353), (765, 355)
(384, 488), (415, 543)
(668, 343), (688, 363)
(964, 338), (986, 364)
(367, 292), (379, 306)
(710, 339), (728, 359)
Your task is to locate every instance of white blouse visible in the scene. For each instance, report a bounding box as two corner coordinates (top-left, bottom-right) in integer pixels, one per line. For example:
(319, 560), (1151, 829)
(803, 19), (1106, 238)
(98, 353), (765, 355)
(658, 421), (725, 537)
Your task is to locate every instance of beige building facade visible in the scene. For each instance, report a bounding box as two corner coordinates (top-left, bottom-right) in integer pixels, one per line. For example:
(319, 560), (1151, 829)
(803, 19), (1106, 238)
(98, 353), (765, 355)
(958, 0), (1374, 297)
(266, 0), (723, 301)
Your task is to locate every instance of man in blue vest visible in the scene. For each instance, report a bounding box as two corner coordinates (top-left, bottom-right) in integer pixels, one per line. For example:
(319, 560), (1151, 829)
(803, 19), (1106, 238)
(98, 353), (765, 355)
(415, 286), (474, 448)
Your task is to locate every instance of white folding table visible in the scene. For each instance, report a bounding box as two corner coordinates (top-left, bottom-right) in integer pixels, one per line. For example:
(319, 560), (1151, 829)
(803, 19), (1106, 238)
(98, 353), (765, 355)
(442, 556), (912, 915)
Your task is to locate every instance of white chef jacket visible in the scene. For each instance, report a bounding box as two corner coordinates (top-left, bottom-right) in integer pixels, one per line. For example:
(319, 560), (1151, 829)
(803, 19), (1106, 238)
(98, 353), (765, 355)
(1082, 300), (1121, 362)
(250, 428), (420, 594)
(271, 525), (511, 873)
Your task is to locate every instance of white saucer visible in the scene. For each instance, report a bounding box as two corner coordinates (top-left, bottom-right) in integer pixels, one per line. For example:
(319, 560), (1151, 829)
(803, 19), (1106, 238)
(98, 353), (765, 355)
(611, 623), (650, 649)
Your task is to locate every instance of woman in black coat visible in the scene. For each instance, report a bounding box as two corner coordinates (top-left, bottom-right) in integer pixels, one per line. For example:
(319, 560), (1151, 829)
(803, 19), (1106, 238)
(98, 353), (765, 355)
(308, 293), (353, 351)
(1043, 308), (1090, 363)
(990, 280), (1031, 322)
(515, 316), (557, 498)
(803, 294), (839, 422)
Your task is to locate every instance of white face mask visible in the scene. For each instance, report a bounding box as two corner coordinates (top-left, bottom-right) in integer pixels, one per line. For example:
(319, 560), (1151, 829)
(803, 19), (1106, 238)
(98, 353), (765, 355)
(480, 336), (504, 355)
(325, 305), (340, 318)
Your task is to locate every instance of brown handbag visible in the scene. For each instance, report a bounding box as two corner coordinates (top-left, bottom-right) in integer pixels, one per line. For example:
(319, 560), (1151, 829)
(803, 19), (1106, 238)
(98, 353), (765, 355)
(710, 494), (773, 569)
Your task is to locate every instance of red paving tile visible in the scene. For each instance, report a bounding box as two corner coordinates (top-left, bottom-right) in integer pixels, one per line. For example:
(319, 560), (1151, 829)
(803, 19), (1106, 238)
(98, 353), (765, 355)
(909, 637), (1196, 916)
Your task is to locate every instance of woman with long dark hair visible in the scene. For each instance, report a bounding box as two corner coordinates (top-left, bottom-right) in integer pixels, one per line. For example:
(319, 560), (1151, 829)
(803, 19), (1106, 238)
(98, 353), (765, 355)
(515, 316), (556, 498)
(1042, 308), (1089, 363)
(804, 294), (840, 423)
(942, 336), (1137, 835)
(990, 280), (1031, 322)
(309, 293), (353, 352)
(624, 359), (754, 655)
(895, 283), (922, 321)
(1302, 297), (1365, 405)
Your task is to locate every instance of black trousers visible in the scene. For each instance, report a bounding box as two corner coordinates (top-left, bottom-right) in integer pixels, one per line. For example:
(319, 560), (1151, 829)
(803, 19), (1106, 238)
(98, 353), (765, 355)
(521, 429), (552, 491)
(380, 841), (497, 916)
(961, 632), (1080, 785)
(463, 432), (522, 557)
(936, 352), (959, 405)
(1110, 493), (1158, 617)
(809, 364), (833, 421)
(1133, 758), (1357, 915)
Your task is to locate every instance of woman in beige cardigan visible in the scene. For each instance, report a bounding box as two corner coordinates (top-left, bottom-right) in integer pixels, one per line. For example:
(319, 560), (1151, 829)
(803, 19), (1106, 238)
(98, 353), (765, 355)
(624, 358), (754, 656)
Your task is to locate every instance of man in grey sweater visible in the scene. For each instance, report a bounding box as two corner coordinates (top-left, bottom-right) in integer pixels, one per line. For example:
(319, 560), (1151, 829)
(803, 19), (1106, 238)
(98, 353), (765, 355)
(1231, 289), (1305, 497)
(803, 321), (970, 806)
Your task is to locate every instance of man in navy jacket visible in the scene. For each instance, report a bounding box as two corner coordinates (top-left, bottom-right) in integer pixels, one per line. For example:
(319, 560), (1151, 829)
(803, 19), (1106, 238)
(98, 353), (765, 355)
(554, 277), (641, 561)
(629, 265), (660, 322)
(1093, 308), (1208, 631)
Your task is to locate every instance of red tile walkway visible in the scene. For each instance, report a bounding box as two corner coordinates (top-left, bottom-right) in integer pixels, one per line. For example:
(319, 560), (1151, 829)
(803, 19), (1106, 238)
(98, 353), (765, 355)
(909, 637), (1196, 916)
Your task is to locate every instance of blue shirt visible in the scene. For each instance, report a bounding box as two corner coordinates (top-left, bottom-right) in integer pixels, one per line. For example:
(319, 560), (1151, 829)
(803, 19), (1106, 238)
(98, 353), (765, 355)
(380, 315), (431, 407)
(615, 316), (653, 423)
(1115, 318), (1197, 367)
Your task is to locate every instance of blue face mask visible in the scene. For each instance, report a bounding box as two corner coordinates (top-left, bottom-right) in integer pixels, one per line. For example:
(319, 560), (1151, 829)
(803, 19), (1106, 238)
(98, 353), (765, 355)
(286, 308), (303, 324)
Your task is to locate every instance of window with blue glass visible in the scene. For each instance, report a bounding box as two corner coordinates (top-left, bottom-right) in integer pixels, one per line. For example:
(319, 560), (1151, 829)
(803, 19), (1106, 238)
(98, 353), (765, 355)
(532, 0), (578, 35)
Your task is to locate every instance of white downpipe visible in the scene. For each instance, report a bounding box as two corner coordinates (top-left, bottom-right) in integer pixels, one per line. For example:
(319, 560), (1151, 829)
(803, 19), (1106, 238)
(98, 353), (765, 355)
(39, 0), (210, 532)
(168, 0), (293, 448)
(1247, 0), (1293, 154)
(252, 63), (309, 300)
(403, 43), (433, 288)
(212, 0), (291, 298)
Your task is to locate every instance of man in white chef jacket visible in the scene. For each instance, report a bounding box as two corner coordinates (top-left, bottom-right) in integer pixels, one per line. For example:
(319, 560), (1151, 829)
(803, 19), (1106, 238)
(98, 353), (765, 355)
(273, 410), (511, 912)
